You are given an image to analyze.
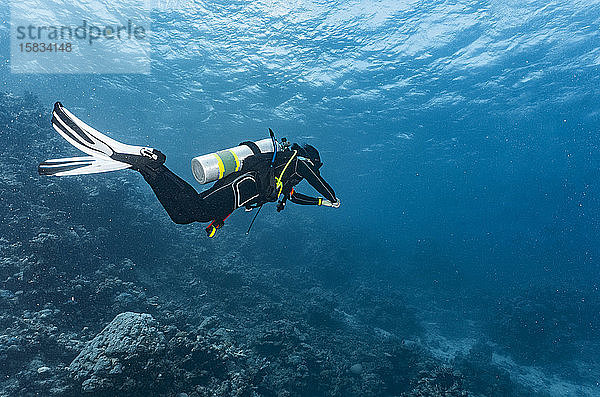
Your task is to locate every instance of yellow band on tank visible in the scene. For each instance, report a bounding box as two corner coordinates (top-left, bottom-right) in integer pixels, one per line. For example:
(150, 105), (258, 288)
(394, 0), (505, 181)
(318, 198), (323, 206)
(229, 149), (240, 171)
(213, 153), (225, 179)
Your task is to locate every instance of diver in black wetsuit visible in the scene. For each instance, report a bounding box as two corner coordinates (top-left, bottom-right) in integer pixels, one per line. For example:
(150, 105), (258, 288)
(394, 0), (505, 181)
(38, 102), (340, 238)
(138, 142), (340, 237)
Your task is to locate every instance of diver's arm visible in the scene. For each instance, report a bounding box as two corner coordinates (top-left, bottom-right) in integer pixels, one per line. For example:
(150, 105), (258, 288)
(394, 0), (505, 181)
(295, 159), (337, 202)
(288, 190), (340, 207)
(289, 190), (321, 205)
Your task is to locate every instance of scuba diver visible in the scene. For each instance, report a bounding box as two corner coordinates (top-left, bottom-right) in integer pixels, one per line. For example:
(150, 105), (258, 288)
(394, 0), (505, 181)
(38, 102), (340, 237)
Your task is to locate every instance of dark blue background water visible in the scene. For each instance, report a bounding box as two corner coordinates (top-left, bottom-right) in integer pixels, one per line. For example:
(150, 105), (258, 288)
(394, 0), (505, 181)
(1, 1), (600, 394)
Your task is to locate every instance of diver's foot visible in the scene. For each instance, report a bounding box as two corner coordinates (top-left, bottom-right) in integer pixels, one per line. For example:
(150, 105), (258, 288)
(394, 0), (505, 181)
(112, 147), (166, 172)
(140, 147), (166, 163)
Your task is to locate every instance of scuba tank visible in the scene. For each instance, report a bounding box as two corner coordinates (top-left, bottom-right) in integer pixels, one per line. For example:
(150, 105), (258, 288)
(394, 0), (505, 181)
(191, 138), (279, 184)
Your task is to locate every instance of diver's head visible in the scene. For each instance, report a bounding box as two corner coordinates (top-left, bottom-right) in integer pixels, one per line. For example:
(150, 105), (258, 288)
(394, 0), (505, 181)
(292, 143), (322, 169)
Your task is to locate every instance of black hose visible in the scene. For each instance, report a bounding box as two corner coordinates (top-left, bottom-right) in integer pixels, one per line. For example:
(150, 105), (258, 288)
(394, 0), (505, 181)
(245, 204), (263, 235)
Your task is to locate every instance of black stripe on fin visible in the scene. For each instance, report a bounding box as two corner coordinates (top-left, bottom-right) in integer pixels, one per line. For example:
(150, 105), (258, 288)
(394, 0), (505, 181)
(38, 162), (93, 176)
(53, 105), (95, 145)
(52, 114), (91, 149)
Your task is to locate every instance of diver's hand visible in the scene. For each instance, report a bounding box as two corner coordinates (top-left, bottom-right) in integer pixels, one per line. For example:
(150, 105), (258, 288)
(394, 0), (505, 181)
(277, 201), (285, 212)
(321, 199), (341, 208)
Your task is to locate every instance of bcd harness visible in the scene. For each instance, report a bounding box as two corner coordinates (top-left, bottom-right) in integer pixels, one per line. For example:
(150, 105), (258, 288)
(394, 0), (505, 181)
(275, 150), (297, 198)
(211, 135), (297, 237)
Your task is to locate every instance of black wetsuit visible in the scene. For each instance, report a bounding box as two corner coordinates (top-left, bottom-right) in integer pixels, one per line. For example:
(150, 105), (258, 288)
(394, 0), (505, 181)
(139, 150), (337, 227)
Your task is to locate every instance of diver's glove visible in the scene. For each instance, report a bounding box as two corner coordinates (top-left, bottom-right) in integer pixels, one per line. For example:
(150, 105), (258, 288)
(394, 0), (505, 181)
(320, 198), (341, 208)
(277, 201), (286, 212)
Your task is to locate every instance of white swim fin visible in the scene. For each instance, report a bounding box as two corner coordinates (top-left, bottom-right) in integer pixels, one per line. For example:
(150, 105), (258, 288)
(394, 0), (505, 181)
(39, 102), (164, 176)
(38, 156), (132, 176)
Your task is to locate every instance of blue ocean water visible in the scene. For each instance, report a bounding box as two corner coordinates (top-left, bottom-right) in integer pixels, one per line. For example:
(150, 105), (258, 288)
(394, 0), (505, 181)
(1, 0), (600, 395)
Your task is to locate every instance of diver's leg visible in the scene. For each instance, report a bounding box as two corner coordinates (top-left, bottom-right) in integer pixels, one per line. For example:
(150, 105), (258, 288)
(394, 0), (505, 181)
(39, 102), (211, 225)
(139, 165), (210, 224)
(141, 165), (262, 226)
(199, 181), (237, 222)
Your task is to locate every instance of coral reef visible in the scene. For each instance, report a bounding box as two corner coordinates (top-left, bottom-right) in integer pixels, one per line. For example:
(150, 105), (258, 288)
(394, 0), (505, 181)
(0, 93), (559, 396)
(69, 312), (167, 393)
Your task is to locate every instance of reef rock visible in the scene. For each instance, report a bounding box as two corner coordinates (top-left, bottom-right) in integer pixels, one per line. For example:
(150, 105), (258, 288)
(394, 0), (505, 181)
(69, 312), (168, 393)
